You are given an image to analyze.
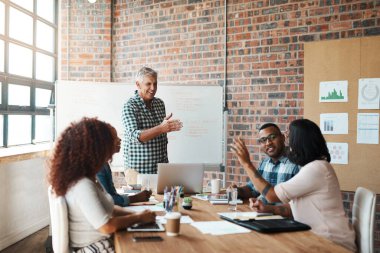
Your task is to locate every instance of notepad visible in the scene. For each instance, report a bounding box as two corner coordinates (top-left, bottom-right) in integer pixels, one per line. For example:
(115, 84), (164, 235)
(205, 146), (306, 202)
(218, 211), (274, 220)
(191, 221), (251, 235)
(209, 199), (243, 205)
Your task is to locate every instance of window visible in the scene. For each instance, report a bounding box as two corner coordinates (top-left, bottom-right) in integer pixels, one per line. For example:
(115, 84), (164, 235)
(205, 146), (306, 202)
(0, 0), (57, 149)
(0, 2), (4, 35)
(10, 0), (32, 12)
(9, 7), (33, 44)
(8, 84), (30, 106)
(0, 40), (4, 72)
(8, 43), (33, 78)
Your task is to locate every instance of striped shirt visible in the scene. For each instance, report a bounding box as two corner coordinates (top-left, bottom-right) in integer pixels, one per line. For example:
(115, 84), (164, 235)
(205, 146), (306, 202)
(247, 156), (300, 204)
(122, 90), (168, 174)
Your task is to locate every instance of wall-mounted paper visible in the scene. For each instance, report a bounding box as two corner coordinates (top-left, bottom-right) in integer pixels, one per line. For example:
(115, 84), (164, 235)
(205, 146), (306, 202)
(327, 142), (348, 164)
(319, 80), (348, 102)
(358, 78), (380, 109)
(320, 113), (348, 134)
(357, 113), (379, 144)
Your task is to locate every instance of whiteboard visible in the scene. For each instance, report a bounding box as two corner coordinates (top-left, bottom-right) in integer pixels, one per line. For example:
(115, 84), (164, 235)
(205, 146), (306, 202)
(55, 80), (223, 168)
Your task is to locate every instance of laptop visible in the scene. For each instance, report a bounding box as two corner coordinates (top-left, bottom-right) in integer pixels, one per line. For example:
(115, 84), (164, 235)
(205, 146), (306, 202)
(220, 214), (311, 233)
(156, 163), (204, 194)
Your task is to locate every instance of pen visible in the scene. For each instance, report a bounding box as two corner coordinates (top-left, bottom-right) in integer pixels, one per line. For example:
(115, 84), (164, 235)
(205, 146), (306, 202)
(163, 186), (168, 208)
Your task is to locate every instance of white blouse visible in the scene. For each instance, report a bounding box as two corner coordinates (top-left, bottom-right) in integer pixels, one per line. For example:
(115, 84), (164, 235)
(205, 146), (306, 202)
(275, 160), (356, 252)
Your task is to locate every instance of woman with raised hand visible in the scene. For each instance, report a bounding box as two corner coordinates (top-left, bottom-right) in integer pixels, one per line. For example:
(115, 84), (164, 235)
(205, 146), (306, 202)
(231, 119), (356, 252)
(48, 117), (155, 253)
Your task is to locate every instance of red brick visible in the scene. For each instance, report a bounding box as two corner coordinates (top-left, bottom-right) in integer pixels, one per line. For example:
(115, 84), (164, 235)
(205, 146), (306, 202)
(330, 21), (353, 31)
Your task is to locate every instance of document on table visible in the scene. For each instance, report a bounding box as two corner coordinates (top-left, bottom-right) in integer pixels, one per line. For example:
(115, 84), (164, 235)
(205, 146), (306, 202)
(191, 221), (251, 235)
(218, 212), (275, 221)
(123, 205), (165, 212)
(209, 199), (243, 205)
(156, 215), (194, 224)
(191, 194), (209, 201)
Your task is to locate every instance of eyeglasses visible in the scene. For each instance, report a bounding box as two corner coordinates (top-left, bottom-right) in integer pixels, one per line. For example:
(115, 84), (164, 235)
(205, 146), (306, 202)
(258, 134), (277, 144)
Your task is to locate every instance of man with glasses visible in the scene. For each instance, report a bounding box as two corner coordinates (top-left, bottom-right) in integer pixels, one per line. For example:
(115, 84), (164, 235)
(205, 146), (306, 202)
(234, 123), (299, 217)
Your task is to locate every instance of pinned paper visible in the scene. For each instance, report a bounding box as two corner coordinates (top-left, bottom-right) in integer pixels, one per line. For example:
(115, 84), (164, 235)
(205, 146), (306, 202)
(358, 78), (380, 109)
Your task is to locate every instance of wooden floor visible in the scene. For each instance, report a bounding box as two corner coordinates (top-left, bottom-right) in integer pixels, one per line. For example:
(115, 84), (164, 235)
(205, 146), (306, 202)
(1, 226), (50, 253)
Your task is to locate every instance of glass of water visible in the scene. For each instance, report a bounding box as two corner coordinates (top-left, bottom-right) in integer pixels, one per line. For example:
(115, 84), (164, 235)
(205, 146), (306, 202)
(142, 177), (151, 191)
(227, 187), (238, 211)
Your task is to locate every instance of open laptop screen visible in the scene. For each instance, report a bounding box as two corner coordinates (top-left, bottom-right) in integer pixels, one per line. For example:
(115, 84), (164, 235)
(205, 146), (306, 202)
(156, 163), (204, 194)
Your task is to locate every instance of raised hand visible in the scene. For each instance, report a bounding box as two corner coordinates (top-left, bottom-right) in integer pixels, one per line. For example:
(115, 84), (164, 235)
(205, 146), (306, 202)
(231, 137), (252, 168)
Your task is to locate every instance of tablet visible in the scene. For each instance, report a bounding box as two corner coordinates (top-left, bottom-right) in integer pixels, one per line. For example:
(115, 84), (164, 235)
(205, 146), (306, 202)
(127, 222), (165, 232)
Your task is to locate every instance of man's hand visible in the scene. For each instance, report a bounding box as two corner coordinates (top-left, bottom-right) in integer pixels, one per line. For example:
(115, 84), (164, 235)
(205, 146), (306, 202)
(249, 198), (273, 213)
(137, 210), (156, 224)
(160, 113), (183, 133)
(227, 183), (243, 198)
(227, 183), (238, 190)
(231, 137), (252, 168)
(129, 190), (152, 203)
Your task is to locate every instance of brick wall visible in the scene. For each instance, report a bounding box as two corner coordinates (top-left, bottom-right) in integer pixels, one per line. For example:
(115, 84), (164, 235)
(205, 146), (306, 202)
(225, 0), (380, 185)
(60, 0), (112, 81)
(60, 0), (380, 251)
(112, 0), (225, 85)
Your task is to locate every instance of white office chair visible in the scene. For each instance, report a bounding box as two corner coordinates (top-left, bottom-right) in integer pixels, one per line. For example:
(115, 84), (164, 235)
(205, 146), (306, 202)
(48, 186), (71, 253)
(352, 187), (376, 253)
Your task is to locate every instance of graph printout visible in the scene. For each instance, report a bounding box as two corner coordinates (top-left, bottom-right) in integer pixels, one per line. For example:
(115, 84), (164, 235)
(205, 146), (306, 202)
(319, 80), (348, 102)
(320, 113), (348, 134)
(358, 78), (380, 109)
(357, 113), (379, 144)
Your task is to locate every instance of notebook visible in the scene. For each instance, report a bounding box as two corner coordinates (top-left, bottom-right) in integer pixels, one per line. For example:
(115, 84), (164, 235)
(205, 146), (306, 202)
(220, 214), (311, 233)
(156, 163), (204, 194)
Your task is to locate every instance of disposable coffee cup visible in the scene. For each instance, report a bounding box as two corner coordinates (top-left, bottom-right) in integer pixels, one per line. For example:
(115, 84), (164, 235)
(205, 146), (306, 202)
(165, 212), (181, 236)
(210, 179), (221, 194)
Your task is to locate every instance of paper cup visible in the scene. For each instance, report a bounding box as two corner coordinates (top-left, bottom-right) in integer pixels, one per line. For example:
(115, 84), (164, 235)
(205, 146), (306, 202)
(211, 179), (221, 194)
(165, 212), (181, 236)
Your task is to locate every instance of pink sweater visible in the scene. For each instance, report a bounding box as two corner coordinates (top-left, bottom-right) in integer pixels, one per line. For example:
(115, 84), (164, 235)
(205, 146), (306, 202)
(275, 160), (356, 252)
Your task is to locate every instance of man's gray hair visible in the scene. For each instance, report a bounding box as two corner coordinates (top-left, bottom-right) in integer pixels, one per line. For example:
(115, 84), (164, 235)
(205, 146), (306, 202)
(135, 66), (157, 83)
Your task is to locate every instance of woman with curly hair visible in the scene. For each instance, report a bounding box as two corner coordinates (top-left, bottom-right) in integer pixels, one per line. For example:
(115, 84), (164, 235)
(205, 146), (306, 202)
(232, 119), (356, 252)
(48, 117), (155, 253)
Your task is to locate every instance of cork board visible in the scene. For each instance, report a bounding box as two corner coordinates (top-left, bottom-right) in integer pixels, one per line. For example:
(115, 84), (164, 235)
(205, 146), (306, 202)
(304, 36), (380, 193)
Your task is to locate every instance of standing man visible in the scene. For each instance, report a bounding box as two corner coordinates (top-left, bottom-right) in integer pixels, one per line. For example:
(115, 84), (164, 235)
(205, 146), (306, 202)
(233, 123), (299, 217)
(122, 67), (182, 175)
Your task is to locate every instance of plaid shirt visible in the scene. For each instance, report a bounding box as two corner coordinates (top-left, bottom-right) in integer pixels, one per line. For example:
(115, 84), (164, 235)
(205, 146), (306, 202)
(247, 156), (300, 204)
(122, 90), (168, 174)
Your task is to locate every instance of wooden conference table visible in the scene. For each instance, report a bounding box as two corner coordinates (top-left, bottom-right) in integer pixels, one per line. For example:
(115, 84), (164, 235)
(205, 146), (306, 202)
(114, 197), (351, 253)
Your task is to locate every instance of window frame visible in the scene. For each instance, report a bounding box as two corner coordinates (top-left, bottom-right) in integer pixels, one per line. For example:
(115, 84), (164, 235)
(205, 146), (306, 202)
(0, 0), (57, 149)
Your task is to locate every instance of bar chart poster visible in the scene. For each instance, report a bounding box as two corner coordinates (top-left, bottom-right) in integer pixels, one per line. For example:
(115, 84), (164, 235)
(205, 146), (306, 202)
(320, 113), (348, 134)
(319, 80), (348, 102)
